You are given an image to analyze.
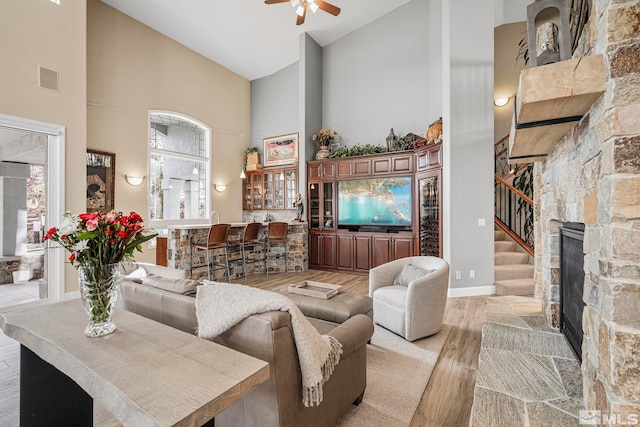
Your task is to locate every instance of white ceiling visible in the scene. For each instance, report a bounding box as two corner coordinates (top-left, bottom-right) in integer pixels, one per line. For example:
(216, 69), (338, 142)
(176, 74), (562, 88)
(100, 0), (412, 81)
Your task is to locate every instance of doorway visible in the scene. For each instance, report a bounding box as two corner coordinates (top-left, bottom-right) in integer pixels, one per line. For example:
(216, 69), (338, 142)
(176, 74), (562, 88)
(0, 114), (65, 310)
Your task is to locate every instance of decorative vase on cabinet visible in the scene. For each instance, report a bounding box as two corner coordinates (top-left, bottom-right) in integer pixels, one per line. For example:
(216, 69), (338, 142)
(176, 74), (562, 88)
(316, 145), (330, 160)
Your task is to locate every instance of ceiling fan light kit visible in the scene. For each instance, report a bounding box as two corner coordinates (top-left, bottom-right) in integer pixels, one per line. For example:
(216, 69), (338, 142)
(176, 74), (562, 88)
(266, 0), (341, 25)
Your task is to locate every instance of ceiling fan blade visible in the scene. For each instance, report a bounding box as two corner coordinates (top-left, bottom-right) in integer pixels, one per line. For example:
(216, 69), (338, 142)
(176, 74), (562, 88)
(296, 3), (307, 25)
(265, 0), (289, 4)
(316, 0), (341, 16)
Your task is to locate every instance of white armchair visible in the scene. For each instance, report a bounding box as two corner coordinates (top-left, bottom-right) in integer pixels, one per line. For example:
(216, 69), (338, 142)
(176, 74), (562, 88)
(369, 256), (450, 341)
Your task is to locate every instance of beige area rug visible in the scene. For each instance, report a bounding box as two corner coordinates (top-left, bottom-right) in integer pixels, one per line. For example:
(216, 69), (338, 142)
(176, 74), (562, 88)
(337, 324), (451, 427)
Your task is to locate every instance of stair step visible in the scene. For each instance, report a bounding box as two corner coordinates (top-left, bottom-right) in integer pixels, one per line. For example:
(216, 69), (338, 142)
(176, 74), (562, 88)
(495, 278), (535, 296)
(494, 264), (534, 281)
(495, 230), (505, 241)
(494, 252), (530, 265)
(494, 241), (516, 252)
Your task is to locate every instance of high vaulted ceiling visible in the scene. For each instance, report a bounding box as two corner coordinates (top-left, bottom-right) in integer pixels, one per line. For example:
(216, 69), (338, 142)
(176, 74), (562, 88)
(100, 0), (412, 81)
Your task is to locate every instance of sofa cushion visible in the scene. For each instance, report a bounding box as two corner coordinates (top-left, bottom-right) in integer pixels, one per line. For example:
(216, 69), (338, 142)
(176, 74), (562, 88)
(372, 285), (407, 309)
(123, 266), (147, 283)
(141, 273), (200, 296)
(393, 264), (434, 287)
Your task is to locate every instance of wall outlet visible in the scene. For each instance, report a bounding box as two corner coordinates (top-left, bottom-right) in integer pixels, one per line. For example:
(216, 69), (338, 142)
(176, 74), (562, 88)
(470, 270), (475, 279)
(455, 271), (461, 280)
(478, 218), (486, 227)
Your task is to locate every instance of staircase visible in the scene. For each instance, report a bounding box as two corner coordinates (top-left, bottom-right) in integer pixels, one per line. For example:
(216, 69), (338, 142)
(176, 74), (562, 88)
(494, 230), (534, 296)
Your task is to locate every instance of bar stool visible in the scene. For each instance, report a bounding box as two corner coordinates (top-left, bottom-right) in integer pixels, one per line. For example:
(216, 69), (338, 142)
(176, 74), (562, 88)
(265, 222), (289, 277)
(227, 222), (262, 283)
(190, 223), (231, 281)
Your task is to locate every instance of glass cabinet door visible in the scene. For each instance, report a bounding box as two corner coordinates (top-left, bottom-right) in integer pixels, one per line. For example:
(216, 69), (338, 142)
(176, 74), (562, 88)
(285, 170), (296, 209)
(309, 183), (320, 228)
(243, 177), (252, 209)
(323, 182), (334, 229)
(418, 174), (440, 256)
(252, 174), (263, 209)
(274, 172), (284, 209)
(264, 172), (273, 209)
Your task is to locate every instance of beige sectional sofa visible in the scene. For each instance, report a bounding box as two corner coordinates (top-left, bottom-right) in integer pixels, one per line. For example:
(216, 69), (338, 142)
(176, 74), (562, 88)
(117, 263), (374, 427)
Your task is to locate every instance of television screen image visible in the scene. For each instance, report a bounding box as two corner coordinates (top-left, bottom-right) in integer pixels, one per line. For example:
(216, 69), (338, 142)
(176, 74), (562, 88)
(338, 177), (412, 228)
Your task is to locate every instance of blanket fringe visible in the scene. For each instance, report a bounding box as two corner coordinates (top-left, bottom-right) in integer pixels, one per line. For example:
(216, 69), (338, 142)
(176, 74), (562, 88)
(303, 336), (343, 407)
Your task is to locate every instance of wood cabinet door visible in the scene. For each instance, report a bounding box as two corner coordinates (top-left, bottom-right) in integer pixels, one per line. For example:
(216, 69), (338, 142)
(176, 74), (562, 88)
(336, 234), (354, 270)
(321, 233), (336, 269)
(372, 235), (392, 267)
(308, 164), (321, 180)
(392, 236), (414, 260)
(392, 154), (413, 173)
(321, 162), (335, 179)
(353, 235), (372, 272)
(372, 158), (391, 175)
(309, 232), (321, 268)
(336, 162), (352, 178)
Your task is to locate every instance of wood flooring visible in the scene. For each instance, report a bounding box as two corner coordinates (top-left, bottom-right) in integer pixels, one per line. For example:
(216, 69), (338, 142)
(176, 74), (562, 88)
(0, 270), (485, 426)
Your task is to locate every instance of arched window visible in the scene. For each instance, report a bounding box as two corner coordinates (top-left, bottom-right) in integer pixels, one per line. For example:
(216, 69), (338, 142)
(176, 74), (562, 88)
(148, 111), (210, 227)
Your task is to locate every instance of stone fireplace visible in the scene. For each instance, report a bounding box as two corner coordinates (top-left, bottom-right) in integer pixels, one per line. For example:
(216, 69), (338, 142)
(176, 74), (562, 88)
(534, 0), (640, 418)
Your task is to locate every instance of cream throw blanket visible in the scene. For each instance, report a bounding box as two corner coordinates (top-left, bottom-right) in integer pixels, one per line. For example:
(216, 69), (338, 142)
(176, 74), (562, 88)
(195, 282), (343, 407)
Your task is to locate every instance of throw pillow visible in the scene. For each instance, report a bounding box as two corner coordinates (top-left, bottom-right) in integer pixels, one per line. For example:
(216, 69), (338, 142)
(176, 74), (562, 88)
(125, 266), (147, 281)
(141, 273), (200, 296)
(393, 264), (435, 287)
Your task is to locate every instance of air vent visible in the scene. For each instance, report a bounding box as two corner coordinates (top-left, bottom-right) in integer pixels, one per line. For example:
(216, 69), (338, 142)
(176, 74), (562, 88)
(38, 66), (59, 92)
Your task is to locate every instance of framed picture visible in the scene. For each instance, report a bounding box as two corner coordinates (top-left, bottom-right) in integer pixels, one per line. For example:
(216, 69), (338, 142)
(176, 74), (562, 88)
(263, 133), (298, 167)
(86, 149), (115, 213)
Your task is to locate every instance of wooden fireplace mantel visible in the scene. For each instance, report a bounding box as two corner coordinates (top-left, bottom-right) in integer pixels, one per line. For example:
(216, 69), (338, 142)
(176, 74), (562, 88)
(508, 54), (606, 163)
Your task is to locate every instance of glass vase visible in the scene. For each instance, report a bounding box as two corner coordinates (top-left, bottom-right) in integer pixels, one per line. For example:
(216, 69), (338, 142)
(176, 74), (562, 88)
(78, 263), (120, 337)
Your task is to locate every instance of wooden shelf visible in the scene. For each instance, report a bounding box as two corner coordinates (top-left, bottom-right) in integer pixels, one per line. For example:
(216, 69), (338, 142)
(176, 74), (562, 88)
(508, 54), (606, 163)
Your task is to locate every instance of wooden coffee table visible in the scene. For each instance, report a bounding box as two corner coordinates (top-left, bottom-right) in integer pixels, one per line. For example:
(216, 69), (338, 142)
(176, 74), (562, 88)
(0, 300), (269, 426)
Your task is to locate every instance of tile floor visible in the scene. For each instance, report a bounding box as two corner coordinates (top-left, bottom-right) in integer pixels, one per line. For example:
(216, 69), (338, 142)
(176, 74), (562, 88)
(470, 296), (593, 426)
(0, 281), (40, 309)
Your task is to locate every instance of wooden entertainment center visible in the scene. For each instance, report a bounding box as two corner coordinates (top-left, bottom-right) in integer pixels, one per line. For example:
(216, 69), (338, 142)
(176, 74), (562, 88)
(307, 142), (442, 273)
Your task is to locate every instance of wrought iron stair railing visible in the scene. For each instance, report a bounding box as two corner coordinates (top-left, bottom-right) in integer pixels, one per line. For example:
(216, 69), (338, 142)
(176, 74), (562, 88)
(494, 135), (534, 255)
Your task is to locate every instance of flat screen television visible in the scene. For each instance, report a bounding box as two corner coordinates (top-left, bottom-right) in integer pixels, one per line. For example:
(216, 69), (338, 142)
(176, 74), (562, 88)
(337, 176), (413, 232)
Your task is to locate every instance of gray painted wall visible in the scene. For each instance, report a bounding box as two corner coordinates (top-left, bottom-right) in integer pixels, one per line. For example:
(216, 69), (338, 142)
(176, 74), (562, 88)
(322, 0), (441, 147)
(299, 34), (323, 196)
(442, 0), (495, 291)
(250, 61), (299, 155)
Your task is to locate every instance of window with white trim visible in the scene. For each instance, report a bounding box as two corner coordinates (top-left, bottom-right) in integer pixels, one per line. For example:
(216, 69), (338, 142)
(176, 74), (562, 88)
(148, 112), (210, 227)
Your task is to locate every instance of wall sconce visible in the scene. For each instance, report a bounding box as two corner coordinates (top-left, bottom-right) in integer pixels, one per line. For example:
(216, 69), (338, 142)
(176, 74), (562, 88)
(125, 175), (145, 186)
(240, 169), (246, 179)
(494, 97), (510, 107)
(214, 184), (227, 193)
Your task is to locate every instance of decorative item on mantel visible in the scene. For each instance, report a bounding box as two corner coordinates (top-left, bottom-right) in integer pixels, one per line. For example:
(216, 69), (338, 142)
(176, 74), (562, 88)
(312, 128), (336, 160)
(427, 117), (443, 144)
(44, 211), (157, 337)
(526, 0), (571, 67)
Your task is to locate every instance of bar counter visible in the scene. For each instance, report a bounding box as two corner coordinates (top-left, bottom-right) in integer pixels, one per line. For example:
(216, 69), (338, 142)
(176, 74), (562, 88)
(166, 222), (308, 281)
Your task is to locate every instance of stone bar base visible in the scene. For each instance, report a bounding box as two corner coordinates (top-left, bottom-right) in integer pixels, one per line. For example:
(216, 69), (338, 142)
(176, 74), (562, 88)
(166, 223), (308, 281)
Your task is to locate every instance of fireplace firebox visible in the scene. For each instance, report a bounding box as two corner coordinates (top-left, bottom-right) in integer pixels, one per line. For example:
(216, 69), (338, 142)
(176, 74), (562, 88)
(559, 223), (585, 361)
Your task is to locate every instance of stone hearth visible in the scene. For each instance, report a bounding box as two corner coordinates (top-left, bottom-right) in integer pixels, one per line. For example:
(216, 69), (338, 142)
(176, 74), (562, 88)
(471, 296), (589, 426)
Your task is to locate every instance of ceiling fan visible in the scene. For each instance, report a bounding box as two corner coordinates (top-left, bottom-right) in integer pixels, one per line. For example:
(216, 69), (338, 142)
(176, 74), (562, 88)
(265, 0), (341, 26)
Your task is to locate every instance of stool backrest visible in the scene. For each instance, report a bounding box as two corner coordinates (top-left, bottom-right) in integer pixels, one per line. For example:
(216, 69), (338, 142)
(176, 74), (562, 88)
(208, 223), (231, 245)
(267, 222), (288, 241)
(244, 222), (262, 243)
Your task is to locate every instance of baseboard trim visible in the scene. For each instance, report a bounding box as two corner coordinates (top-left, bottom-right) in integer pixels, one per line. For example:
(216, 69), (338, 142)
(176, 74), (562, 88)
(448, 285), (496, 298)
(64, 291), (80, 300)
